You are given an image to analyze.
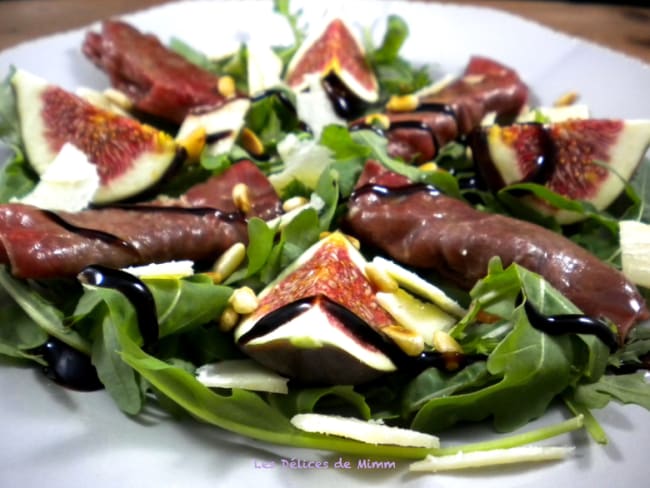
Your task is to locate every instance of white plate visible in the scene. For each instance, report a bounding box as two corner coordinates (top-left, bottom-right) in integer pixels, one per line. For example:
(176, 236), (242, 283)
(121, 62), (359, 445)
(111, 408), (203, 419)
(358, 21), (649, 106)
(1, 1), (650, 487)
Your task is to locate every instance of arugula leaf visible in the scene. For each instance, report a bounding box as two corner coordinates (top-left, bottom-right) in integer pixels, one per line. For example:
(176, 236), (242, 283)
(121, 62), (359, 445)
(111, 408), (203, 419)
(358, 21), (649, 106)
(272, 0), (305, 67)
(0, 69), (37, 203)
(269, 385), (372, 419)
(92, 305), (143, 415)
(572, 372), (650, 410)
(610, 321), (650, 368)
(120, 334), (439, 459)
(0, 267), (90, 354)
(402, 362), (491, 414)
(366, 16), (431, 97)
(349, 129), (461, 197)
(169, 38), (249, 92)
(411, 307), (578, 433)
(0, 68), (21, 148)
(0, 285), (48, 362)
(142, 274), (232, 337)
(410, 260), (611, 433)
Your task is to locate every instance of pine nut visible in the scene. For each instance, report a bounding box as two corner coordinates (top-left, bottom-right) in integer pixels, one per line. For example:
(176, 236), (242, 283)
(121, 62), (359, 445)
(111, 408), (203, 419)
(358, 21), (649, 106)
(178, 126), (207, 163)
(217, 75), (236, 98)
(232, 183), (252, 214)
(218, 305), (240, 332)
(345, 234), (361, 250)
(282, 196), (309, 213)
(386, 94), (419, 112)
(229, 286), (259, 315)
(418, 162), (439, 172)
(383, 324), (425, 356)
(103, 88), (134, 110)
(240, 127), (265, 157)
(553, 91), (579, 107)
(212, 242), (246, 283)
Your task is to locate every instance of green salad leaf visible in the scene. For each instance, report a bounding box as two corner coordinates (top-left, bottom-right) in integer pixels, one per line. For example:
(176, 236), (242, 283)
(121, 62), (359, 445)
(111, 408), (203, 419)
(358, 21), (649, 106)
(366, 15), (432, 97)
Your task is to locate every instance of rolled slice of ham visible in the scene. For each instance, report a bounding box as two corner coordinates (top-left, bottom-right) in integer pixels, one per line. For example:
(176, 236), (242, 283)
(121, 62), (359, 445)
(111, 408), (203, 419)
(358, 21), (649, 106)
(0, 160), (281, 279)
(350, 56), (528, 163)
(344, 161), (648, 340)
(83, 20), (235, 124)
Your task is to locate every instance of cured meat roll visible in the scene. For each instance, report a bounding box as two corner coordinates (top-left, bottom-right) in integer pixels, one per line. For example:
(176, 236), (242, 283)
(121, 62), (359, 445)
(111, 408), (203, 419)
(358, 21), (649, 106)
(344, 161), (648, 339)
(351, 56), (528, 163)
(83, 20), (236, 123)
(0, 161), (281, 279)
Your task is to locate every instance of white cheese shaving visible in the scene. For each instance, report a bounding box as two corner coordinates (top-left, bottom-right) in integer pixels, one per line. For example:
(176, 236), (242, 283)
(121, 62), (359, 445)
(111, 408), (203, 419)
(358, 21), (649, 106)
(269, 133), (333, 193)
(246, 40), (283, 95)
(371, 256), (466, 317)
(13, 142), (99, 212)
(121, 260), (195, 279)
(620, 220), (650, 288)
(409, 446), (574, 472)
(294, 73), (346, 138)
(290, 413), (439, 448)
(196, 359), (289, 394)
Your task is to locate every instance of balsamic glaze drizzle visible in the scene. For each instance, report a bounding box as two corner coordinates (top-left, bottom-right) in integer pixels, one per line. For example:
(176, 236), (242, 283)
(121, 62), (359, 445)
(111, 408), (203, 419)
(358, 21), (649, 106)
(526, 123), (557, 185)
(321, 73), (369, 120)
(39, 337), (103, 391)
(251, 88), (299, 116)
(206, 130), (233, 144)
(522, 296), (619, 352)
(42, 210), (139, 256)
(78, 265), (160, 349)
(348, 101), (460, 160)
(349, 182), (440, 201)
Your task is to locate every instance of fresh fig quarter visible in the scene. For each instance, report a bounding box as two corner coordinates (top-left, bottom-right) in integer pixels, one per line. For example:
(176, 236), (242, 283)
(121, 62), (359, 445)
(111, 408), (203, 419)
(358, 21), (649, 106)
(470, 119), (650, 223)
(12, 69), (183, 205)
(234, 232), (398, 384)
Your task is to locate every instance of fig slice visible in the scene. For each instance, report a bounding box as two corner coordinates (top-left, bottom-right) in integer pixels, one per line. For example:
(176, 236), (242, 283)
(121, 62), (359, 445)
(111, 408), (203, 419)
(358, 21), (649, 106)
(12, 69), (183, 205)
(234, 232), (399, 384)
(470, 119), (650, 223)
(285, 18), (379, 104)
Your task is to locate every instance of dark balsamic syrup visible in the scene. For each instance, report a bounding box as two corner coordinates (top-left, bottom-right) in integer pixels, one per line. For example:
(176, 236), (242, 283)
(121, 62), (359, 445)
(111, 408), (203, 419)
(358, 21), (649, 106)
(38, 266), (161, 390)
(39, 337), (103, 391)
(42, 210), (139, 256)
(348, 101), (460, 160)
(321, 73), (369, 120)
(251, 88), (299, 116)
(522, 297), (619, 352)
(349, 182), (440, 201)
(78, 265), (160, 349)
(526, 123), (557, 185)
(45, 205), (246, 254)
(469, 122), (558, 192)
(206, 130), (233, 144)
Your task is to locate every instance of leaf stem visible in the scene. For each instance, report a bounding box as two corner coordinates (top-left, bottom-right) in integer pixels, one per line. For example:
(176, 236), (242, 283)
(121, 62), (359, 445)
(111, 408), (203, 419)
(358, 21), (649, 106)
(432, 414), (585, 456)
(563, 396), (608, 444)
